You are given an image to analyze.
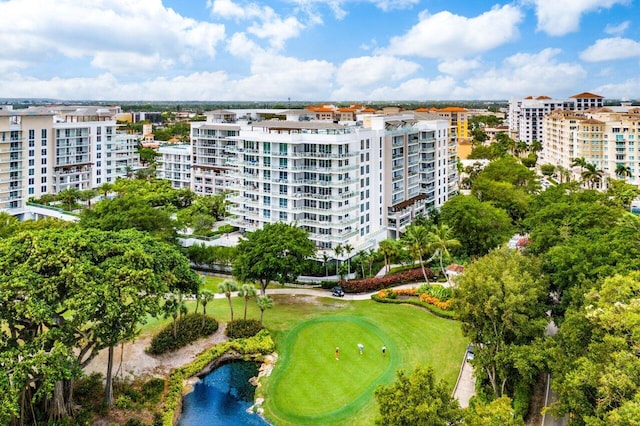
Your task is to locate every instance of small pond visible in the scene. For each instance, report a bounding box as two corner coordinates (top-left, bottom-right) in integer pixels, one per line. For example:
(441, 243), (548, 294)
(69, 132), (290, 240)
(178, 361), (269, 426)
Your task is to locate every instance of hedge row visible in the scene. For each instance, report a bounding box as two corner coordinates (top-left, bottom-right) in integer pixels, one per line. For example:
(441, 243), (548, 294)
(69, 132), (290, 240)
(147, 314), (219, 355)
(370, 294), (457, 320)
(162, 330), (275, 426)
(226, 319), (264, 339)
(340, 268), (434, 293)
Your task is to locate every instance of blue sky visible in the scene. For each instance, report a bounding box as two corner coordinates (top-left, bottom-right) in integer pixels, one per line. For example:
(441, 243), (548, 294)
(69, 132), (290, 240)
(0, 0), (638, 101)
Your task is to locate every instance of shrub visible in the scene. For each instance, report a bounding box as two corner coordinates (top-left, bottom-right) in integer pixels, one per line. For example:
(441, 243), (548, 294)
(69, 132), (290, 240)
(226, 319), (264, 339)
(147, 313), (218, 355)
(115, 394), (134, 410)
(417, 284), (452, 301)
(340, 268), (434, 293)
(141, 378), (165, 403)
(513, 381), (532, 419)
(371, 294), (457, 319)
(123, 419), (146, 426)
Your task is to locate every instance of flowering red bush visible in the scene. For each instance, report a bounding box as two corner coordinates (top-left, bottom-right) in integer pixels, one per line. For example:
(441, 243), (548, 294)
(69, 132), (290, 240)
(340, 268), (433, 293)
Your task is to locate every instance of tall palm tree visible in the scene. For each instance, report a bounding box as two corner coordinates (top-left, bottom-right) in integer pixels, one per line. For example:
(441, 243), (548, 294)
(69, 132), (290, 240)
(199, 290), (215, 328)
(344, 243), (354, 274)
(615, 163), (632, 179)
(378, 239), (400, 274)
(334, 243), (343, 275)
(582, 163), (604, 189)
(57, 187), (82, 211)
(428, 224), (461, 284)
(79, 188), (97, 207)
(97, 182), (114, 199)
(402, 225), (432, 283)
(238, 284), (257, 320)
(322, 253), (330, 277)
(530, 139), (543, 154)
(256, 295), (274, 325)
(218, 280), (238, 325)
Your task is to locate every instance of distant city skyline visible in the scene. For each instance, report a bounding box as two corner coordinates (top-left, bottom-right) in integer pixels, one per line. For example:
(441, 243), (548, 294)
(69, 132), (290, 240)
(0, 0), (638, 102)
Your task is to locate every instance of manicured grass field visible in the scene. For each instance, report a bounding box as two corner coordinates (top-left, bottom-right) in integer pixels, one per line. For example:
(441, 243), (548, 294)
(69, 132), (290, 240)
(260, 298), (466, 426)
(137, 289), (466, 425)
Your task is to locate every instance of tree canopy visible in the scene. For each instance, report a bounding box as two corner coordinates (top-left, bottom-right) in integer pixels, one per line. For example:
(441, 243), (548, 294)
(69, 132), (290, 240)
(233, 222), (315, 295)
(0, 227), (199, 422)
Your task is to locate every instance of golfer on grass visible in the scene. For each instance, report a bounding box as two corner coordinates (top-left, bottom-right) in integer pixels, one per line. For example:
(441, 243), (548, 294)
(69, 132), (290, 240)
(357, 343), (364, 355)
(335, 347), (339, 360)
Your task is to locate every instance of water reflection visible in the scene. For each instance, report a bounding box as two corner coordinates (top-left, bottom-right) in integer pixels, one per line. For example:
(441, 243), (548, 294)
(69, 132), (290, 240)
(178, 361), (269, 426)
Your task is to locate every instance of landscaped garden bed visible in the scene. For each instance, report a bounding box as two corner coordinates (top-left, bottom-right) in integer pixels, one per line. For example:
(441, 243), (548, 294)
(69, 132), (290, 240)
(371, 284), (456, 319)
(339, 267), (434, 293)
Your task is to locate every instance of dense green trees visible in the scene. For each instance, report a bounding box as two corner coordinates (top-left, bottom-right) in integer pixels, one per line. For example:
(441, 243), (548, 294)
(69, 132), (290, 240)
(453, 249), (548, 399)
(0, 228), (199, 423)
(375, 366), (462, 425)
(440, 195), (513, 258)
(233, 222), (315, 295)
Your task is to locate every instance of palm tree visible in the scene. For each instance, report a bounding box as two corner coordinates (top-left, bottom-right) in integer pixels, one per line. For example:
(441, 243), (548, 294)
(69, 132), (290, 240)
(334, 243), (343, 275)
(79, 188), (97, 207)
(615, 163), (632, 179)
(378, 239), (400, 274)
(218, 280), (238, 325)
(256, 295), (274, 325)
(530, 139), (543, 154)
(581, 163), (604, 189)
(199, 290), (215, 328)
(322, 253), (330, 277)
(428, 224), (461, 284)
(237, 284), (257, 320)
(97, 182), (113, 199)
(57, 187), (82, 211)
(344, 243), (353, 274)
(571, 156), (588, 170)
(402, 225), (432, 283)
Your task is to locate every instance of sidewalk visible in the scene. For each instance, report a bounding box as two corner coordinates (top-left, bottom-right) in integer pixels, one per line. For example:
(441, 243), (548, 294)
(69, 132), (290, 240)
(452, 351), (476, 408)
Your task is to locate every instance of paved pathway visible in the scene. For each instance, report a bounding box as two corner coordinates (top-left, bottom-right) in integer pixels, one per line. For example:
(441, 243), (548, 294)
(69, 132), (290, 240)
(211, 283), (421, 301)
(452, 350), (476, 408)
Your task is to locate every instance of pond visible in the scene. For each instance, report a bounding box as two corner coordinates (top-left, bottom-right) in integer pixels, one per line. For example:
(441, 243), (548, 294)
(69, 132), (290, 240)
(178, 361), (269, 426)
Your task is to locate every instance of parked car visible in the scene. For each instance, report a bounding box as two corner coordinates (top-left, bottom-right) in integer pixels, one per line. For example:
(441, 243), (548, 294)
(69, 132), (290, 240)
(331, 286), (345, 297)
(466, 344), (474, 362)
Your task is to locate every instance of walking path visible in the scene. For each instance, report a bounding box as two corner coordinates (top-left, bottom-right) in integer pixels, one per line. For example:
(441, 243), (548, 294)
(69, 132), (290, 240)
(452, 351), (476, 408)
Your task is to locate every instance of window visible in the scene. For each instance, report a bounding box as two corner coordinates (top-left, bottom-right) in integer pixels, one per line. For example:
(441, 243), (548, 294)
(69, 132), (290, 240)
(41, 177), (46, 183)
(41, 158), (47, 165)
(41, 129), (47, 139)
(28, 168), (34, 175)
(41, 148), (47, 156)
(279, 211), (287, 220)
(29, 149), (34, 157)
(41, 167), (46, 173)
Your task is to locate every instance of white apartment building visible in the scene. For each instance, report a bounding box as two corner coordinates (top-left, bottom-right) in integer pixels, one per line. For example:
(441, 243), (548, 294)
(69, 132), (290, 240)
(509, 92), (604, 144)
(0, 106), (139, 212)
(157, 144), (192, 189)
(188, 111), (457, 256)
(542, 108), (640, 186)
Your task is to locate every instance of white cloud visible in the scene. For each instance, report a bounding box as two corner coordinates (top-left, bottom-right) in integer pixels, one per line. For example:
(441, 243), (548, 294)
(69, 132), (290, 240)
(580, 37), (640, 62)
(465, 48), (587, 99)
(379, 4), (522, 59)
(247, 9), (306, 50)
(605, 21), (630, 36)
(336, 56), (420, 88)
(286, 0), (418, 19)
(528, 0), (630, 36)
(209, 0), (262, 19)
(594, 77), (640, 100)
(0, 0), (225, 74)
(438, 59), (481, 76)
(209, 0), (306, 50)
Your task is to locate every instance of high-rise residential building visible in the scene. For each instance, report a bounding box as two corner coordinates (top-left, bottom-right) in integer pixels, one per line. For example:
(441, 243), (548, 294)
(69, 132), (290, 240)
(189, 110), (456, 255)
(157, 144), (192, 189)
(508, 92), (604, 144)
(542, 107), (640, 187)
(0, 106), (140, 213)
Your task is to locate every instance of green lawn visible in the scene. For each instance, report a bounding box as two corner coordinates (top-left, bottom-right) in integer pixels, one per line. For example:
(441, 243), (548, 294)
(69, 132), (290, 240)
(137, 291), (466, 425)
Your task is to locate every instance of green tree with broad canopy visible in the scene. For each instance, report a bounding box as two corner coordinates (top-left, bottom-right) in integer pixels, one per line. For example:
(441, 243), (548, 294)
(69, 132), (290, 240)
(0, 227), (199, 421)
(375, 365), (462, 425)
(233, 222), (315, 295)
(452, 249), (548, 398)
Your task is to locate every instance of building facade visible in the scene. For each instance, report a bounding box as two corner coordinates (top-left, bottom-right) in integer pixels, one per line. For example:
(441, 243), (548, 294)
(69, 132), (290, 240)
(508, 92), (604, 144)
(542, 107), (640, 187)
(157, 144), (192, 189)
(189, 110), (457, 256)
(0, 106), (140, 212)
